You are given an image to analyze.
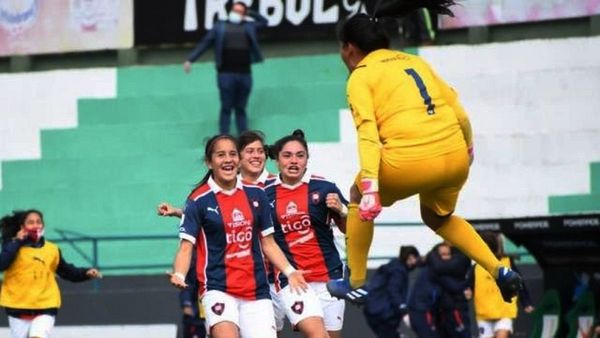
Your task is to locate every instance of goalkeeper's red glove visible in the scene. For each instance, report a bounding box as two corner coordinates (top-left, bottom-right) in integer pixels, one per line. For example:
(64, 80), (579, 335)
(358, 179), (382, 221)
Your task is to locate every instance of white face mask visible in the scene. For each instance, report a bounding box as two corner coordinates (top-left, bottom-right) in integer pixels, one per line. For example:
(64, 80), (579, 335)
(229, 12), (243, 24)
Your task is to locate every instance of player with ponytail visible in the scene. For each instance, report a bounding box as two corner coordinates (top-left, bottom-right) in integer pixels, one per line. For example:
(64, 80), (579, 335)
(327, 0), (523, 305)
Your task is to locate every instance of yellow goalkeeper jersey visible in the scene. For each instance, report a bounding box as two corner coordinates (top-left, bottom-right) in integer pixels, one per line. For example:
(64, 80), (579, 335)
(347, 49), (472, 180)
(0, 241), (61, 309)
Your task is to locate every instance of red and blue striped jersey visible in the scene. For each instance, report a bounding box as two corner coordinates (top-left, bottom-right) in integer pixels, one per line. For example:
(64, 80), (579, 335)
(264, 172), (347, 287)
(179, 176), (274, 300)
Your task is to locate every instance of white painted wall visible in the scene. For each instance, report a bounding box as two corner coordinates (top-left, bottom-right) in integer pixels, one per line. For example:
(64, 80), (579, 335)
(0, 68), (116, 188)
(0, 324), (177, 338)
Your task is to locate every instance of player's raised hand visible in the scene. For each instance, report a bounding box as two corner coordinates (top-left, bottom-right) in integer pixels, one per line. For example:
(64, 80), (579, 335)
(157, 202), (182, 218)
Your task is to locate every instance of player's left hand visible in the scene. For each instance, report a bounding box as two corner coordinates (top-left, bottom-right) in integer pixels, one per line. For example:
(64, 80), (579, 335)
(523, 305), (534, 314)
(326, 193), (348, 216)
(468, 145), (474, 166)
(86, 268), (102, 279)
(358, 179), (382, 221)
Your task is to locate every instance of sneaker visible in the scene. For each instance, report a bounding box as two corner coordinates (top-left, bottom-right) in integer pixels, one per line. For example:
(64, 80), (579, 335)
(496, 266), (523, 302)
(326, 279), (368, 304)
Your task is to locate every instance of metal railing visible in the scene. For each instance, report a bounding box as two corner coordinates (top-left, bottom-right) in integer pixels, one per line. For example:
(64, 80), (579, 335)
(52, 229), (176, 271)
(50, 222), (531, 274)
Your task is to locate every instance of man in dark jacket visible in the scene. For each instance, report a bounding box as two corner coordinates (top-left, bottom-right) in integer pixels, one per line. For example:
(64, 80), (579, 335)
(184, 2), (267, 135)
(363, 245), (421, 338)
(429, 242), (473, 338)
(407, 254), (443, 338)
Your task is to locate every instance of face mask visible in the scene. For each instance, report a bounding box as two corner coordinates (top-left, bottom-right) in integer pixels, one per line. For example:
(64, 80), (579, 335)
(229, 12), (243, 24)
(27, 229), (44, 242)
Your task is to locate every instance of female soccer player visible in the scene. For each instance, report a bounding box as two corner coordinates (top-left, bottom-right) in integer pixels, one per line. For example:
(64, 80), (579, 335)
(326, 0), (522, 304)
(157, 130), (273, 217)
(0, 209), (102, 338)
(265, 129), (347, 338)
(169, 134), (307, 338)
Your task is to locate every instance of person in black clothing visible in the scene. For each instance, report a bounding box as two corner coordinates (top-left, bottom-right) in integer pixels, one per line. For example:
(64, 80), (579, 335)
(428, 242), (473, 338)
(179, 253), (206, 338)
(363, 245), (421, 338)
(157, 204), (206, 338)
(0, 209), (101, 338)
(407, 250), (443, 338)
(183, 2), (268, 135)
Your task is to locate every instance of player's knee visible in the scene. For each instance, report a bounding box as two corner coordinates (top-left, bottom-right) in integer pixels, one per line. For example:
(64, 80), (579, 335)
(420, 205), (447, 231)
(349, 184), (361, 203)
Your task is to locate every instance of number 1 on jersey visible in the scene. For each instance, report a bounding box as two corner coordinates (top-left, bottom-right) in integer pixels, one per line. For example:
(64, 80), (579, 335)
(404, 68), (435, 115)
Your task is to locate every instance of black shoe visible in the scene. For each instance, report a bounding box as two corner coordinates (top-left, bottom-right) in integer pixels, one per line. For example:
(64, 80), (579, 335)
(326, 279), (368, 305)
(496, 266), (523, 302)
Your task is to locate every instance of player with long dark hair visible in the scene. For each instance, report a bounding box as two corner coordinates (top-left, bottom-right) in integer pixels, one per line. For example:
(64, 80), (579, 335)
(326, 0), (522, 304)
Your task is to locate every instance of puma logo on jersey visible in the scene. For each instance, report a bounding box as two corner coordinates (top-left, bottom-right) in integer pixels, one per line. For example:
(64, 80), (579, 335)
(206, 206), (220, 215)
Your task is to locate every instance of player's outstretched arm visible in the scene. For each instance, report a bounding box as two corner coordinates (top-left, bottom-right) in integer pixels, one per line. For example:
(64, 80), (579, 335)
(157, 202), (183, 218)
(169, 240), (193, 289)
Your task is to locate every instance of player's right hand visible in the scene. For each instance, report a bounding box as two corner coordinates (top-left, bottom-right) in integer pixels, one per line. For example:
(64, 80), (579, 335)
(287, 270), (309, 295)
(168, 271), (188, 289)
(358, 179), (382, 221)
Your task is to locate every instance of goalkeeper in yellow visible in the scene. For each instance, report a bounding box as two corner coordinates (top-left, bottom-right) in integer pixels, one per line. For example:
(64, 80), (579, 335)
(326, 0), (523, 304)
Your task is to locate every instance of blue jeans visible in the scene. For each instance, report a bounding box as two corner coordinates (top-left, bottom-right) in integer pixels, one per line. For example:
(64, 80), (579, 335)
(217, 72), (252, 134)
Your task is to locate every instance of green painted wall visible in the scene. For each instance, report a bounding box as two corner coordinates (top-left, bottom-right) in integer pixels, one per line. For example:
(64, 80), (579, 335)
(548, 162), (600, 214)
(0, 55), (347, 273)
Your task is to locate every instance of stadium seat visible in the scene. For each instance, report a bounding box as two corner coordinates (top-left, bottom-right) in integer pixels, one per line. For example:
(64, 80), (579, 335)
(529, 289), (561, 338)
(566, 290), (596, 338)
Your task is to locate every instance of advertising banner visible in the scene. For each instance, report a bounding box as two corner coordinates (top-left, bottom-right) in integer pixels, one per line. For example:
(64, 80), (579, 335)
(0, 0), (133, 56)
(135, 0), (364, 45)
(440, 0), (600, 29)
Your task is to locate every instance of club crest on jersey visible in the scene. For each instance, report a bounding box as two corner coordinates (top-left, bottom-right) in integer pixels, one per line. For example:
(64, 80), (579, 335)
(286, 201), (298, 215)
(311, 192), (320, 204)
(252, 200), (259, 208)
(291, 301), (304, 315)
(232, 208), (244, 222)
(211, 302), (225, 316)
(228, 208), (251, 228)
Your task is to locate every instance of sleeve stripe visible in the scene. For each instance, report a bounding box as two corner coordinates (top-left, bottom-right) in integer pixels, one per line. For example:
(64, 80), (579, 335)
(261, 227), (275, 237)
(179, 233), (196, 245)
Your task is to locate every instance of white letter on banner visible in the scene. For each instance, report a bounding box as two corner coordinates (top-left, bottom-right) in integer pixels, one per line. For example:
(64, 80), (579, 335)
(313, 0), (338, 24)
(286, 0), (310, 25)
(205, 0), (229, 30)
(184, 0), (198, 31)
(260, 0), (284, 26)
(342, 0), (363, 17)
